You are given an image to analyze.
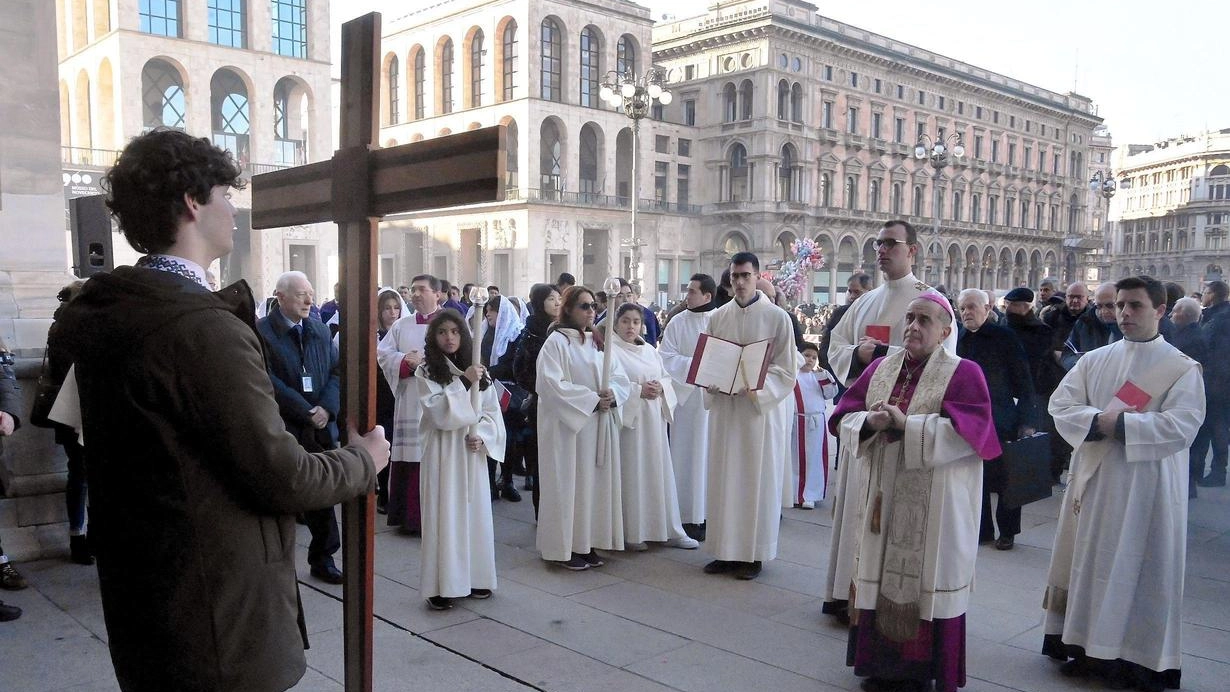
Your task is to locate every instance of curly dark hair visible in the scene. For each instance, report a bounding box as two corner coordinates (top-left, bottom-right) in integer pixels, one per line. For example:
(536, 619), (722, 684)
(102, 128), (245, 254)
(423, 311), (489, 390)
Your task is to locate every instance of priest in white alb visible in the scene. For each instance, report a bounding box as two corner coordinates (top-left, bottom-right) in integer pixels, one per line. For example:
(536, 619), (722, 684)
(700, 252), (798, 581)
(829, 294), (1000, 692)
(824, 220), (955, 623)
(377, 274), (445, 533)
(1043, 276), (1204, 692)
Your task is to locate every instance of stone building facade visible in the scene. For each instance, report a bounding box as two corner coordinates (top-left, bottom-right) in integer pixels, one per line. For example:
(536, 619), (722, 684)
(377, 0), (1106, 303)
(1106, 128), (1230, 291)
(55, 0), (335, 297)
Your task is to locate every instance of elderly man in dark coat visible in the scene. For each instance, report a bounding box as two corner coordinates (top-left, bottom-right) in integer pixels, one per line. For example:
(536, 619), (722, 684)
(54, 129), (389, 692)
(1170, 297), (1210, 497)
(956, 289), (1036, 550)
(257, 270), (346, 584)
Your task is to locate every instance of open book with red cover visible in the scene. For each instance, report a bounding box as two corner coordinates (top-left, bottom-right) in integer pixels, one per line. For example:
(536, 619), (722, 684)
(685, 334), (773, 394)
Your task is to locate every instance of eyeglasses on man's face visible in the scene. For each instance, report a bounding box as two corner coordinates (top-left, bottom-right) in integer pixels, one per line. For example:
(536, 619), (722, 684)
(873, 238), (910, 251)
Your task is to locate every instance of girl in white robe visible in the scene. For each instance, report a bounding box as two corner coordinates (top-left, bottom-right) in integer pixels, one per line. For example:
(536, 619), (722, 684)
(609, 304), (700, 550)
(535, 287), (632, 570)
(416, 311), (506, 610)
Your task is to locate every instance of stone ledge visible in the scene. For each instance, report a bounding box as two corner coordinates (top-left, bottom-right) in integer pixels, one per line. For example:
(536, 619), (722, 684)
(0, 522), (69, 561)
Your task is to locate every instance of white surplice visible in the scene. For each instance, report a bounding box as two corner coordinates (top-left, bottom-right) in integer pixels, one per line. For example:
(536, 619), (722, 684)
(377, 312), (437, 463)
(789, 370), (839, 505)
(416, 363), (507, 599)
(824, 275), (956, 606)
(1044, 337), (1204, 673)
(658, 307), (714, 524)
(534, 329), (632, 561)
(703, 292), (799, 562)
(611, 337), (690, 544)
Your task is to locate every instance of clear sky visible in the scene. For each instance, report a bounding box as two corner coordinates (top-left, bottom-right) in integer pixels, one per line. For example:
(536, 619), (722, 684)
(332, 0), (1226, 146)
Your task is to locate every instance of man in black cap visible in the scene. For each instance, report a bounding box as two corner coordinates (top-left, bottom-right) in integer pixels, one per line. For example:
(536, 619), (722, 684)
(1004, 287), (1065, 483)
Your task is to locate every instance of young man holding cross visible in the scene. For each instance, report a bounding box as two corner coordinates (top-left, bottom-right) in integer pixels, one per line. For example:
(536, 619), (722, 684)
(53, 129), (390, 692)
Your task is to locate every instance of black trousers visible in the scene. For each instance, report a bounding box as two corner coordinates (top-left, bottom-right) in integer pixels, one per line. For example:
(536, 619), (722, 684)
(1191, 396), (1229, 479)
(980, 455), (1021, 540)
(304, 505), (341, 567)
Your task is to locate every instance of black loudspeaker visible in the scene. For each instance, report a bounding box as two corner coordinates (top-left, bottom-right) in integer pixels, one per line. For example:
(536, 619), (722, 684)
(69, 194), (113, 277)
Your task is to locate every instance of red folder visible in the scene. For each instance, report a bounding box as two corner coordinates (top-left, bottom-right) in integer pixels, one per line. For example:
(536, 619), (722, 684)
(1114, 380), (1151, 412)
(865, 325), (890, 343)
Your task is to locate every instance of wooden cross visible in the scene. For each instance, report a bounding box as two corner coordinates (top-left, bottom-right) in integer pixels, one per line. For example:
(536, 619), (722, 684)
(249, 13), (505, 691)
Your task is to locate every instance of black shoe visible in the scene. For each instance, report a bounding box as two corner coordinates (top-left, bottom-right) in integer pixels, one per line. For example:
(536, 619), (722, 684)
(426, 596), (453, 610)
(376, 498), (388, 515)
(734, 561), (762, 580)
(1059, 657), (1091, 678)
(556, 555), (590, 571)
(581, 550), (604, 567)
(1197, 472), (1226, 487)
(70, 535), (94, 565)
(500, 483), (522, 502)
(310, 561), (344, 585)
(703, 559), (738, 574)
(0, 562), (27, 590)
(522, 477), (535, 491)
(995, 535), (1015, 551)
(0, 601), (20, 622)
(469, 588), (493, 599)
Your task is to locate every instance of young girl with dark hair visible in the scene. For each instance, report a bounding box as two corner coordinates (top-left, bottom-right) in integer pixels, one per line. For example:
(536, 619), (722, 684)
(415, 311), (506, 610)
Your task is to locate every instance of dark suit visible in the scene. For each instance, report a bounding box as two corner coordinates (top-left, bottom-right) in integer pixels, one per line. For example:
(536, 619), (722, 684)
(958, 321), (1035, 541)
(257, 306), (342, 569)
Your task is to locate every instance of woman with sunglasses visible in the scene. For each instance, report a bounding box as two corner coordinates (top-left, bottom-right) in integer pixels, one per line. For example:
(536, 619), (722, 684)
(534, 286), (631, 571)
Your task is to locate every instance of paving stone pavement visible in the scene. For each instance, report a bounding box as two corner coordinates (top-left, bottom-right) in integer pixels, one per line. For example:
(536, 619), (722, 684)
(2, 477), (1229, 691)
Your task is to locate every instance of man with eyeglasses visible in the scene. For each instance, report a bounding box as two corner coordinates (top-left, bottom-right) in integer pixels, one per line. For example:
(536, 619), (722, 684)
(823, 219), (956, 623)
(1060, 282), (1121, 371)
(700, 252), (799, 581)
(257, 271), (346, 585)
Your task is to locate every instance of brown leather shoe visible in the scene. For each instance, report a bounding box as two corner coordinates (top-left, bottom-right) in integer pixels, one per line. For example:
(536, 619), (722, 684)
(0, 562), (27, 591)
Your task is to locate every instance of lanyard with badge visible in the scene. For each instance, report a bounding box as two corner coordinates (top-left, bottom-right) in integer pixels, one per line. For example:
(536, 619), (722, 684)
(294, 324), (314, 393)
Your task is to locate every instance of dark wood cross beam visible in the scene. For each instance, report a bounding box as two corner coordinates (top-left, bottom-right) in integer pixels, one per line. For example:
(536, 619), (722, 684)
(248, 12), (505, 692)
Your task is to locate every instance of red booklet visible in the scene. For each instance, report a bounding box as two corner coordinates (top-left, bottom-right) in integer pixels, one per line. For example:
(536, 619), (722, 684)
(686, 334), (774, 394)
(865, 325), (891, 343)
(1113, 380), (1151, 411)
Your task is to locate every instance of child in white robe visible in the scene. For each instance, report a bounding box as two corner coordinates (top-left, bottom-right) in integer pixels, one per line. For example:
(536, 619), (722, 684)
(416, 311), (506, 610)
(789, 343), (838, 509)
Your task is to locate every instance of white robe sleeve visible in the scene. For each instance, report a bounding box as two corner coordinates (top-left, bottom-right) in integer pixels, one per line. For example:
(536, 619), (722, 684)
(657, 362), (678, 425)
(377, 322), (408, 390)
(749, 313), (800, 410)
(818, 372), (839, 400)
(838, 411), (876, 461)
(902, 413), (981, 470)
(827, 307), (860, 386)
(1049, 361), (1105, 452)
(416, 374), (479, 432)
(536, 335), (601, 434)
(477, 385), (507, 463)
(1121, 366), (1205, 463)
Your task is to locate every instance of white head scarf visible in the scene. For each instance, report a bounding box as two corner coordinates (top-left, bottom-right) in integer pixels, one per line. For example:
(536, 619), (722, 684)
(484, 295), (525, 367)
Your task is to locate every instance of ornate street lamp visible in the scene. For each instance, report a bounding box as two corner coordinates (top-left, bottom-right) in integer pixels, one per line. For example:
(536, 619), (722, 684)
(599, 68), (672, 290)
(1089, 169), (1131, 201)
(914, 132), (965, 286)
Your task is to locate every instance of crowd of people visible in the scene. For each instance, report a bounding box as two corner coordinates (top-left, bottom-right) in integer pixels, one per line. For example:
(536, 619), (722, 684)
(0, 129), (1220, 692)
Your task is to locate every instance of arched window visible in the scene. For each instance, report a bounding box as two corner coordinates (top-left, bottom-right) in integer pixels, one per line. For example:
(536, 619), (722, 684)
(579, 123), (600, 198)
(141, 59), (186, 131)
(971, 192), (982, 223)
(412, 48), (425, 119)
(500, 20), (518, 101)
(73, 70), (92, 148)
(210, 69), (249, 162)
(541, 19), (563, 102)
(617, 35), (636, 76)
(913, 184), (924, 217)
(779, 144), (796, 201)
(821, 173), (832, 207)
(790, 82), (803, 122)
(869, 179), (881, 212)
(1068, 192), (1079, 233)
(729, 143), (748, 201)
(723, 233), (749, 257)
(207, 0), (245, 47)
(845, 176), (857, 209)
(952, 190), (962, 221)
(469, 29), (484, 108)
(438, 38), (454, 114)
(579, 27), (600, 107)
(776, 80), (789, 121)
(722, 83), (737, 122)
(387, 56), (400, 124)
(1212, 164), (1230, 176)
(540, 119), (563, 196)
(273, 77), (307, 166)
(891, 182), (902, 214)
(739, 79), (753, 120)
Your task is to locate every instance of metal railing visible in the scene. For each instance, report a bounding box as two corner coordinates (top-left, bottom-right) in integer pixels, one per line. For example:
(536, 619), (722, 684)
(504, 187), (702, 214)
(61, 146), (121, 168)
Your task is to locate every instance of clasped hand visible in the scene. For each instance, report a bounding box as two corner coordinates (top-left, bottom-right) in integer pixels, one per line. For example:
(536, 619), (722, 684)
(596, 389), (616, 411)
(307, 406), (330, 429)
(464, 364), (486, 385)
(866, 400), (906, 432)
(465, 433), (483, 453)
(1096, 403), (1132, 437)
(640, 380), (662, 400)
(856, 336), (885, 365)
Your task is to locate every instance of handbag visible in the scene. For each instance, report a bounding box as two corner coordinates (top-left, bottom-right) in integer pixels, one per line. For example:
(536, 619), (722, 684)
(28, 350), (61, 428)
(999, 432), (1053, 507)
